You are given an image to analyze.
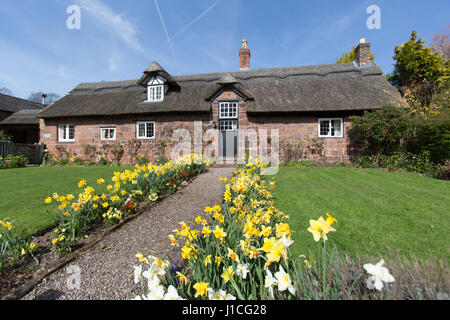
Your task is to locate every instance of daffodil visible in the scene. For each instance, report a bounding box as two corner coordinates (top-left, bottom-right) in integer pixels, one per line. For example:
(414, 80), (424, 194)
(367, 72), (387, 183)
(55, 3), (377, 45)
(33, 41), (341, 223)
(176, 272), (188, 285)
(264, 269), (278, 298)
(136, 252), (149, 264)
(163, 285), (185, 300)
(236, 263), (250, 280)
(307, 216), (335, 242)
(221, 266), (234, 283)
(227, 248), (240, 263)
(193, 282), (210, 298)
(364, 259), (395, 291)
(213, 225), (227, 240)
(274, 265), (295, 295)
(208, 288), (237, 300)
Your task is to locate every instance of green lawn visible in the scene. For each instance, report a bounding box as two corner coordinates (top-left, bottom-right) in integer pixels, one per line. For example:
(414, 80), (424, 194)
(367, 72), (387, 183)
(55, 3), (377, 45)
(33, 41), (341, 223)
(0, 166), (133, 235)
(272, 167), (450, 262)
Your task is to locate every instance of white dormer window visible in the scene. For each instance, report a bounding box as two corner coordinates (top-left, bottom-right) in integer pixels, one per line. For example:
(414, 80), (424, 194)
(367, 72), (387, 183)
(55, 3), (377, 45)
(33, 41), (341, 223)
(148, 85), (163, 102)
(146, 76), (166, 102)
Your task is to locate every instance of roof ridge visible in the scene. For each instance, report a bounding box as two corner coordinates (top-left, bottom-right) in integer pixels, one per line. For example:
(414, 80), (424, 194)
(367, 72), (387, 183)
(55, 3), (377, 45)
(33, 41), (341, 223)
(0, 93), (43, 108)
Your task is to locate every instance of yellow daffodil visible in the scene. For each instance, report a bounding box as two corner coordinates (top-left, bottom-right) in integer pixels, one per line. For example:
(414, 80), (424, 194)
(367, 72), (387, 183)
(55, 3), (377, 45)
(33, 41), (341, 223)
(193, 282), (209, 298)
(221, 266), (234, 283)
(136, 252), (149, 264)
(227, 248), (240, 263)
(213, 225), (227, 240)
(307, 216), (336, 242)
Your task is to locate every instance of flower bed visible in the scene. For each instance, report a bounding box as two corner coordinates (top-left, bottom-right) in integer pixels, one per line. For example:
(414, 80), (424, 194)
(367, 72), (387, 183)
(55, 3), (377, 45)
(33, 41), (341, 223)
(0, 155), (29, 169)
(132, 160), (300, 300)
(130, 161), (414, 300)
(44, 154), (209, 256)
(0, 220), (36, 274)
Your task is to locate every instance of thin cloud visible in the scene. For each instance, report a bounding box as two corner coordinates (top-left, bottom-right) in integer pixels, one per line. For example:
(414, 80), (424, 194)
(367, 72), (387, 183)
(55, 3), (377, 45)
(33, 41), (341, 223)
(76, 0), (144, 54)
(171, 0), (223, 41)
(154, 0), (178, 64)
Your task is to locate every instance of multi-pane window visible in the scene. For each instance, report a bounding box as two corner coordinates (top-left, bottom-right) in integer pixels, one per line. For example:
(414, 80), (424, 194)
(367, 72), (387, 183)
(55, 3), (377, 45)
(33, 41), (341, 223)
(58, 124), (75, 142)
(100, 127), (116, 141)
(136, 121), (155, 139)
(147, 85), (163, 102)
(219, 120), (238, 131)
(219, 102), (238, 119)
(318, 118), (343, 137)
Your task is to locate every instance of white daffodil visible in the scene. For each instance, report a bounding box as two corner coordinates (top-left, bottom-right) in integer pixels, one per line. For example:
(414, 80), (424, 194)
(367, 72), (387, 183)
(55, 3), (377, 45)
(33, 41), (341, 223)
(363, 259), (395, 291)
(279, 234), (294, 249)
(146, 282), (165, 300)
(163, 285), (185, 300)
(236, 263), (250, 280)
(274, 265), (295, 295)
(133, 265), (143, 284)
(264, 269), (278, 298)
(144, 272), (161, 291)
(208, 288), (236, 300)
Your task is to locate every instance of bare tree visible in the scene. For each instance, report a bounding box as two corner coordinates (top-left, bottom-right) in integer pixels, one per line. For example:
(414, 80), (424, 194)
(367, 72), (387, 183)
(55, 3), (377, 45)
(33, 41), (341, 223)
(0, 87), (13, 96)
(28, 92), (60, 105)
(432, 25), (450, 60)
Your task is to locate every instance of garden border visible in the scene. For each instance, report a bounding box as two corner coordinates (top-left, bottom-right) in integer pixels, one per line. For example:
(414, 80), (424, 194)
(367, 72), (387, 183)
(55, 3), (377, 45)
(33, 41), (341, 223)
(1, 173), (202, 300)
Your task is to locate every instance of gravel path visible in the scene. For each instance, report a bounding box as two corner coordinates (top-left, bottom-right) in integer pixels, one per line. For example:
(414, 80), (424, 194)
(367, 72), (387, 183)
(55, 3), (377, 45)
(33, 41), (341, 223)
(23, 167), (235, 300)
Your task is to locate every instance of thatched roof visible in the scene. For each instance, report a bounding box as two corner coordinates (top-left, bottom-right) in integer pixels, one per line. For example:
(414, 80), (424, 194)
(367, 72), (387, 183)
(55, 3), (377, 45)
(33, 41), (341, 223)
(0, 109), (40, 125)
(0, 94), (43, 113)
(38, 62), (403, 119)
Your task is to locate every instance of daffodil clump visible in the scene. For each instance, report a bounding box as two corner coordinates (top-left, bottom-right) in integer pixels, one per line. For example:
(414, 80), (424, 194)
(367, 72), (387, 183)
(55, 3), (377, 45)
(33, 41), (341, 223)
(46, 154), (209, 256)
(0, 219), (36, 273)
(132, 160), (299, 300)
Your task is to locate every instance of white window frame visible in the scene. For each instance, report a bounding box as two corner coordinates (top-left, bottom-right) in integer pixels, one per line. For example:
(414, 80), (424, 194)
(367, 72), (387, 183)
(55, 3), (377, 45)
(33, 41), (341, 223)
(147, 84), (164, 102)
(219, 102), (239, 119)
(58, 124), (75, 142)
(136, 121), (155, 140)
(100, 127), (116, 141)
(318, 118), (344, 138)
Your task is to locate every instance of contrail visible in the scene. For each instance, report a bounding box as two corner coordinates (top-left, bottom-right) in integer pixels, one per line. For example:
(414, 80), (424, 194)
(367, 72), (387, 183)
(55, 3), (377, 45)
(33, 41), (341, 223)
(154, 0), (177, 64)
(171, 0), (223, 41)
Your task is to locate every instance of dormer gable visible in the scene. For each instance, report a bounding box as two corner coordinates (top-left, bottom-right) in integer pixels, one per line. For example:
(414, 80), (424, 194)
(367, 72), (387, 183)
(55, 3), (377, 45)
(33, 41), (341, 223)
(205, 72), (254, 102)
(137, 61), (179, 102)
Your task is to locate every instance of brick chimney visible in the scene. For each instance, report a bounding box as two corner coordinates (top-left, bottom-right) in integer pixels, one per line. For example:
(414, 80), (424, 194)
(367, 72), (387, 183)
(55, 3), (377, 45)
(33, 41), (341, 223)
(355, 38), (371, 66)
(239, 38), (250, 70)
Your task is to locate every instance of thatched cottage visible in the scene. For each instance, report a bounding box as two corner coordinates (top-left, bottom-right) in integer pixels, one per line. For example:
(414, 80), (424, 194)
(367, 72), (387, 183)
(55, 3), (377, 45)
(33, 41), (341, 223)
(37, 39), (403, 163)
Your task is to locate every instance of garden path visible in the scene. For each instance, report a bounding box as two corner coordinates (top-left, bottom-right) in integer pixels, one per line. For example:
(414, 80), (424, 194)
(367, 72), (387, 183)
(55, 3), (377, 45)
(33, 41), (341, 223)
(22, 167), (235, 300)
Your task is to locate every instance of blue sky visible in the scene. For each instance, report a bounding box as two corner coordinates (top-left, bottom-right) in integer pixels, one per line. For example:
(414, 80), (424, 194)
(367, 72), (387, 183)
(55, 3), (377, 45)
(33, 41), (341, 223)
(0, 0), (449, 99)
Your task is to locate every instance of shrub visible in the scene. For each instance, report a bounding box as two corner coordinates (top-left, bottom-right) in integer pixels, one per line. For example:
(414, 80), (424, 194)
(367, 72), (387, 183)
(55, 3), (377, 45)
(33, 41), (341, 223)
(436, 160), (450, 180)
(0, 130), (11, 141)
(0, 154), (29, 169)
(357, 151), (437, 176)
(348, 105), (414, 160)
(110, 143), (124, 163)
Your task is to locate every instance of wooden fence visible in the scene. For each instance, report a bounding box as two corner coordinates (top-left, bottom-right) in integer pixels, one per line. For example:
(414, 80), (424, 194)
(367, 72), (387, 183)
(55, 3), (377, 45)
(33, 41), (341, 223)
(0, 141), (45, 164)
(0, 141), (14, 159)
